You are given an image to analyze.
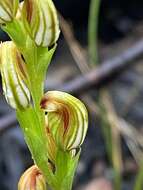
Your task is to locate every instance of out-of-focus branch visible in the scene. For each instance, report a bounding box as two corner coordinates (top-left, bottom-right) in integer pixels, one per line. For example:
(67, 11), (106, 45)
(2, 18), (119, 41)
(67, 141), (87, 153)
(55, 40), (143, 94)
(58, 14), (143, 95)
(59, 14), (90, 74)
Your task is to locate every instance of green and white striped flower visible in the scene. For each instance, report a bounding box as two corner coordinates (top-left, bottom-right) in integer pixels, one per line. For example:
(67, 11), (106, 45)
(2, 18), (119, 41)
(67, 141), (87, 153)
(22, 0), (60, 47)
(40, 91), (88, 156)
(0, 41), (30, 110)
(18, 165), (46, 190)
(0, 0), (19, 24)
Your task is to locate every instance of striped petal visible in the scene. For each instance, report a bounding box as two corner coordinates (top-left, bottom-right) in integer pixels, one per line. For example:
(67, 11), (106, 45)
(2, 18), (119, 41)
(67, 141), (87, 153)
(18, 165), (47, 190)
(23, 0), (60, 47)
(40, 91), (88, 153)
(0, 0), (19, 23)
(0, 41), (30, 110)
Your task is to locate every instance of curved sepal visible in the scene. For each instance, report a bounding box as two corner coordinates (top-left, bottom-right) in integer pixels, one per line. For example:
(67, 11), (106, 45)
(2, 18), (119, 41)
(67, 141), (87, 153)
(40, 91), (88, 156)
(0, 41), (30, 110)
(22, 0), (60, 47)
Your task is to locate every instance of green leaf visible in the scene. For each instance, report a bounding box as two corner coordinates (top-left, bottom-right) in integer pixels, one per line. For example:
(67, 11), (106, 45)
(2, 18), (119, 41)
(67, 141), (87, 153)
(37, 45), (57, 82)
(16, 108), (56, 188)
(54, 149), (80, 190)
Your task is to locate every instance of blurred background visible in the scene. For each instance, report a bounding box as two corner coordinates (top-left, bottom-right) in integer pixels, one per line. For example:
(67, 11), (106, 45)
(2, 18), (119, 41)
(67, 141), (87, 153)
(1, 0), (143, 190)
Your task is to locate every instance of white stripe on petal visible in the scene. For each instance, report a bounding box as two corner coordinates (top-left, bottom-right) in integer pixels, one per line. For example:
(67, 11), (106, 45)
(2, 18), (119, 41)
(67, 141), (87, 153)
(35, 11), (45, 45)
(0, 5), (11, 21)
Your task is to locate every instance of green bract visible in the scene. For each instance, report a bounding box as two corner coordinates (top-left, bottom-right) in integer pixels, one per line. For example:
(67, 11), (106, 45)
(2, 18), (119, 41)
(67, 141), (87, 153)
(40, 91), (88, 161)
(22, 0), (60, 47)
(18, 165), (47, 190)
(0, 0), (19, 23)
(0, 41), (30, 110)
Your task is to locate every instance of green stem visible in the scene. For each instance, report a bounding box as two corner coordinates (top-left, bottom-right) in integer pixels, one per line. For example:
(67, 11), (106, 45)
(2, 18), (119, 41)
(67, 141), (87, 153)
(99, 97), (122, 190)
(134, 163), (143, 190)
(53, 150), (80, 190)
(88, 0), (101, 66)
(113, 169), (122, 190)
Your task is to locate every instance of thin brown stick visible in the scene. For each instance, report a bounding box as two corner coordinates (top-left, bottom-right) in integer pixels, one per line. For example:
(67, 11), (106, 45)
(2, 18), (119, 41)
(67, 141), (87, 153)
(56, 15), (143, 95)
(50, 39), (143, 94)
(118, 119), (143, 163)
(100, 90), (123, 173)
(59, 14), (90, 74)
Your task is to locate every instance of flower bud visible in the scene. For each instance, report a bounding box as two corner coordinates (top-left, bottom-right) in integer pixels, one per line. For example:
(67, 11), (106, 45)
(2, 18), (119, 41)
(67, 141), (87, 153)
(18, 165), (47, 190)
(22, 0), (60, 47)
(0, 41), (30, 110)
(40, 91), (88, 153)
(0, 0), (19, 24)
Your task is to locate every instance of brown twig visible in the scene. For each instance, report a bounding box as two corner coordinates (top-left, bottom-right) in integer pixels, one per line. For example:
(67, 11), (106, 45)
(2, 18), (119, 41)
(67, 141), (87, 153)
(51, 40), (143, 94)
(59, 14), (90, 74)
(100, 90), (123, 173)
(118, 119), (143, 163)
(57, 15), (143, 95)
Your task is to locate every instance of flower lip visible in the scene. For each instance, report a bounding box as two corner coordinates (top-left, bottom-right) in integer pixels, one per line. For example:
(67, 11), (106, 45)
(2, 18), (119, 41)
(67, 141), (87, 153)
(40, 91), (88, 152)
